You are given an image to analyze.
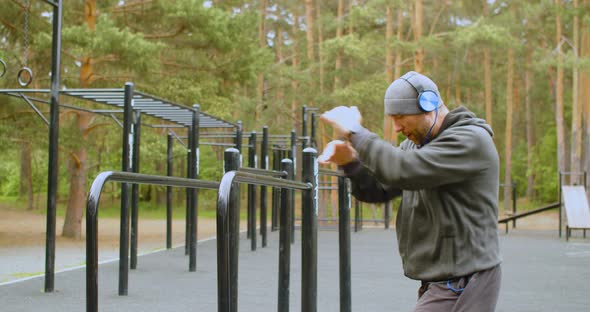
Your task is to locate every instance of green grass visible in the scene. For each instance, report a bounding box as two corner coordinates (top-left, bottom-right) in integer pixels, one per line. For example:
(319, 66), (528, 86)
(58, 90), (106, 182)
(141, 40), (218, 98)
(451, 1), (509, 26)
(10, 271), (43, 279)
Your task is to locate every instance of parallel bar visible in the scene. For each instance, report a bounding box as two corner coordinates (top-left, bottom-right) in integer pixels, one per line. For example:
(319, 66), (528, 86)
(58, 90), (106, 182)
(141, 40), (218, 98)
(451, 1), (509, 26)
(189, 104), (200, 272)
(301, 148), (318, 312)
(261, 126), (269, 247)
(290, 131), (297, 243)
(271, 148), (280, 231)
(278, 159), (294, 312)
(44, 0), (63, 294)
(247, 132), (257, 250)
(130, 112), (141, 269)
(338, 177), (352, 312)
(166, 134), (173, 249)
(118, 83), (134, 296)
(86, 171), (219, 312)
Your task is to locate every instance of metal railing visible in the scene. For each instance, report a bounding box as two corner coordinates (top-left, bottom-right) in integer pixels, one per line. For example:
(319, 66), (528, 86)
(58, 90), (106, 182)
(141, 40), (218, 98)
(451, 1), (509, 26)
(217, 148), (317, 312)
(85, 171), (219, 312)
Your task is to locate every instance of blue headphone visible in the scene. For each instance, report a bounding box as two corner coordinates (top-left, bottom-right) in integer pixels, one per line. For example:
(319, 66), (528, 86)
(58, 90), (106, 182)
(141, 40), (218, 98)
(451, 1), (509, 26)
(399, 71), (440, 112)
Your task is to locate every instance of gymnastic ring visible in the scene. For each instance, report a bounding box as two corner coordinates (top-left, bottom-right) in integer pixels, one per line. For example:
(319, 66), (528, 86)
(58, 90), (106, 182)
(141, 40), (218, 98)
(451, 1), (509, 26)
(17, 67), (33, 87)
(0, 59), (6, 78)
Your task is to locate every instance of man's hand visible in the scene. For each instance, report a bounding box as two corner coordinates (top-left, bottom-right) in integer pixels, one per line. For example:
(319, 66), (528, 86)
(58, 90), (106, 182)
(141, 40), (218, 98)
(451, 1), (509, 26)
(318, 140), (357, 166)
(320, 106), (362, 139)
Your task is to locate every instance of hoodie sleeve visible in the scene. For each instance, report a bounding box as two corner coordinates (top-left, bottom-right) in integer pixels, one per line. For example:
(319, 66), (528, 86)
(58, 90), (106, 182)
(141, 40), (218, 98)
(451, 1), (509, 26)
(340, 160), (402, 203)
(350, 125), (497, 190)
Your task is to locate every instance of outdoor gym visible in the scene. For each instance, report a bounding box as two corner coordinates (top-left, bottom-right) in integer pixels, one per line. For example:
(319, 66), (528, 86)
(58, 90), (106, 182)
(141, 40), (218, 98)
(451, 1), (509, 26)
(1, 1), (590, 312)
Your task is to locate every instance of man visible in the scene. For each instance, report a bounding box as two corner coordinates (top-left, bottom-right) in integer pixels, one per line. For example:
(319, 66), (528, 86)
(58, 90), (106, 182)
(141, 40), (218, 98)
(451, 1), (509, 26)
(318, 71), (502, 311)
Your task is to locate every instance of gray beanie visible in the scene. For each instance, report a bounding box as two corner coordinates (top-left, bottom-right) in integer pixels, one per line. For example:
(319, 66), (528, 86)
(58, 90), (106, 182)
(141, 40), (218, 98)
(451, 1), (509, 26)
(384, 71), (441, 115)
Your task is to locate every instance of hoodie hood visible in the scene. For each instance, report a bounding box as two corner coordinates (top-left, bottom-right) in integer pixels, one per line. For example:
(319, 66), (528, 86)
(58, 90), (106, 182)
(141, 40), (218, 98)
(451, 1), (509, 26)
(440, 106), (494, 138)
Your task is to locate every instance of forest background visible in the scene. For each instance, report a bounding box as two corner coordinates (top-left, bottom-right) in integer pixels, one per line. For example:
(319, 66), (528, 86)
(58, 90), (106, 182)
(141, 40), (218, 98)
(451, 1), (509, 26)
(0, 0), (589, 238)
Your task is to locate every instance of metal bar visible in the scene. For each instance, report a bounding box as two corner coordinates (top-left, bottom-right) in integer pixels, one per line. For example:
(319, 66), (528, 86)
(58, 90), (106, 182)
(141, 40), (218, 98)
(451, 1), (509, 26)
(338, 177), (351, 312)
(271, 148), (280, 231)
(302, 106), (307, 150)
(130, 112), (141, 270)
(319, 168), (345, 177)
(354, 199), (360, 233)
(384, 201), (390, 229)
(185, 130), (192, 255)
(261, 126), (269, 247)
(301, 148), (318, 312)
(310, 112), (317, 148)
(44, 0), (63, 294)
(235, 121), (243, 165)
(291, 131), (297, 243)
(189, 104), (200, 272)
(166, 134), (173, 249)
(512, 182), (517, 229)
(118, 82), (133, 296)
(239, 167), (286, 178)
(278, 159), (294, 312)
(109, 114), (123, 128)
(18, 93), (50, 125)
(248, 132), (257, 250)
(86, 171), (219, 312)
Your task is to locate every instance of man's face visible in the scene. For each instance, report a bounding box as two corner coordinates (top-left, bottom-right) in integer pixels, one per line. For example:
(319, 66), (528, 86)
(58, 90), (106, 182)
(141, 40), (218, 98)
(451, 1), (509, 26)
(389, 113), (432, 145)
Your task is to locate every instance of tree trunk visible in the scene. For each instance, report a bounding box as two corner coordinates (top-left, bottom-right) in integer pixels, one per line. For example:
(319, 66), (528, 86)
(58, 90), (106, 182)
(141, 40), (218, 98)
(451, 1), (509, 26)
(583, 0), (590, 191)
(276, 24), (285, 127)
(384, 5), (394, 143)
(19, 141), (34, 210)
(394, 8), (403, 79)
(504, 46), (514, 212)
(483, 0), (493, 129)
(334, 0), (344, 90)
(413, 0), (424, 72)
(291, 8), (300, 131)
(316, 0), (324, 95)
(525, 47), (536, 200)
(555, 0), (567, 175)
(571, 0), (583, 183)
(62, 0), (96, 239)
(256, 0), (267, 126)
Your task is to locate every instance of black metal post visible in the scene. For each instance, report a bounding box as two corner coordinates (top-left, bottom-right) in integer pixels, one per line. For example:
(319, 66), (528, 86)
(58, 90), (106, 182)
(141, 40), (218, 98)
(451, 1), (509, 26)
(301, 148), (318, 312)
(44, 0), (63, 293)
(130, 112), (141, 269)
(310, 112), (317, 148)
(302, 105), (307, 150)
(185, 128), (192, 255)
(290, 130), (297, 243)
(338, 177), (351, 312)
(271, 147), (280, 231)
(248, 131), (257, 250)
(278, 159), (294, 312)
(512, 182), (517, 229)
(218, 148), (241, 312)
(261, 126), (269, 247)
(189, 104), (200, 272)
(166, 133), (173, 249)
(119, 82), (134, 296)
(559, 173), (562, 238)
(235, 121), (243, 166)
(384, 201), (390, 229)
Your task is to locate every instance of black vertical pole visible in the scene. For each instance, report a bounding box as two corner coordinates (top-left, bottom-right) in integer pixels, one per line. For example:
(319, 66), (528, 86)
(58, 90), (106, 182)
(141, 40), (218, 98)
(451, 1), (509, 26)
(271, 147), (280, 231)
(301, 148), (318, 312)
(261, 126), (269, 247)
(302, 105), (308, 150)
(219, 148), (241, 312)
(248, 132), (257, 251)
(310, 112), (317, 148)
(235, 121), (243, 166)
(185, 128), (192, 255)
(44, 0), (63, 293)
(338, 177), (351, 312)
(559, 172), (562, 238)
(189, 104), (200, 272)
(119, 82), (134, 296)
(278, 159), (294, 312)
(384, 201), (390, 229)
(512, 182), (517, 229)
(130, 112), (141, 269)
(290, 130), (297, 243)
(166, 133), (173, 249)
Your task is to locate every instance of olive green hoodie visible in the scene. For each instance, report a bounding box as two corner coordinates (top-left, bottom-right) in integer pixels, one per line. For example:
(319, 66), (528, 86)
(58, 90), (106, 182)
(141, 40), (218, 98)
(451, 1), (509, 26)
(343, 106), (501, 282)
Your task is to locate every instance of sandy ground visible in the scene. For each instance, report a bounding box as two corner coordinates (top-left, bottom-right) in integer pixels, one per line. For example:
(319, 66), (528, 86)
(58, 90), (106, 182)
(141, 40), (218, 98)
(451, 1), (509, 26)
(0, 207), (219, 284)
(0, 206), (560, 284)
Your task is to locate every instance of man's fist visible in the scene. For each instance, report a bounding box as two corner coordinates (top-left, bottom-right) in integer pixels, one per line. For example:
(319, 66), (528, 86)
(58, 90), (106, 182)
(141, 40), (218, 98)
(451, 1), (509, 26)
(318, 140), (357, 166)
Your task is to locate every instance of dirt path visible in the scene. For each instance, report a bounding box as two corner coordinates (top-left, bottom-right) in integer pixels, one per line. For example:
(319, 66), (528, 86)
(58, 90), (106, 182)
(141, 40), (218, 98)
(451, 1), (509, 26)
(0, 207), (219, 284)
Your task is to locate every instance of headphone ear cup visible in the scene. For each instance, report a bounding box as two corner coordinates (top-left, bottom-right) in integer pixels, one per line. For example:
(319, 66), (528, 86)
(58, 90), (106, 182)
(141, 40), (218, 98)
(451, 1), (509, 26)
(418, 90), (439, 112)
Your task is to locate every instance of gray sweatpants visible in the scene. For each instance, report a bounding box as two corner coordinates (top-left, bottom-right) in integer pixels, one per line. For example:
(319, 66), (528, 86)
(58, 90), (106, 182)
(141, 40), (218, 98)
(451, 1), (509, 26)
(414, 264), (501, 312)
